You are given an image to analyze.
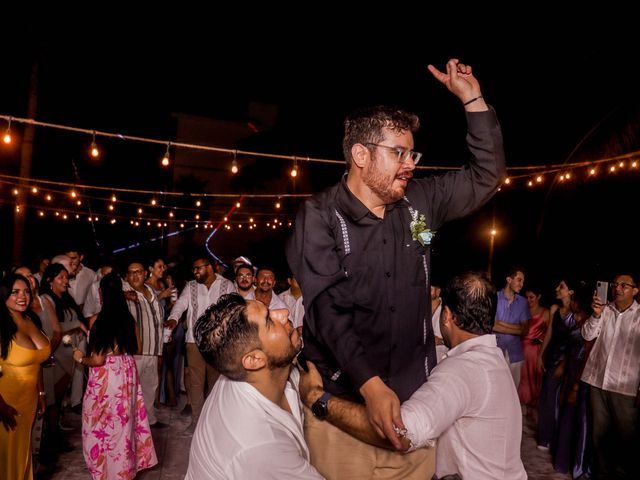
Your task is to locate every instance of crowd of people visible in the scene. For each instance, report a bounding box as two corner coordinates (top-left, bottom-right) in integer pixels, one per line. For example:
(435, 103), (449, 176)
(1, 58), (638, 480)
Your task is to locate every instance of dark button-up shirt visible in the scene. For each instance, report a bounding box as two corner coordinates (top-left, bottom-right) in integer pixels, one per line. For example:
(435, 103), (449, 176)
(287, 109), (505, 402)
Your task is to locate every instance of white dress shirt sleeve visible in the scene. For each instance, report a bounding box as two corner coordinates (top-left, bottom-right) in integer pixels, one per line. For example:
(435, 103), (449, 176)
(401, 363), (471, 450)
(582, 312), (604, 341)
(168, 285), (190, 322)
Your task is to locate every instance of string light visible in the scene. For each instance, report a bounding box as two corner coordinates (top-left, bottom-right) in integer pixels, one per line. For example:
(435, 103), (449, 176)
(195, 200), (201, 207)
(235, 202), (241, 208)
(290, 158), (298, 178)
(2, 117), (12, 144)
(161, 142), (171, 167)
(90, 131), (99, 158)
(111, 194), (117, 202)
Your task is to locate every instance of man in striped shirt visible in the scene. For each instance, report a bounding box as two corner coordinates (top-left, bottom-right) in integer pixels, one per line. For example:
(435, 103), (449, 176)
(125, 261), (166, 428)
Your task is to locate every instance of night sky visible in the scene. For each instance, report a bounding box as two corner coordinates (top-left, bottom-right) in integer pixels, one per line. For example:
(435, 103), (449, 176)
(1, 18), (639, 295)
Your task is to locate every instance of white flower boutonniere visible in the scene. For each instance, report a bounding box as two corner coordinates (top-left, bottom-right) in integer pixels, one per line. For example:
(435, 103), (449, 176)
(410, 212), (436, 246)
(62, 334), (73, 346)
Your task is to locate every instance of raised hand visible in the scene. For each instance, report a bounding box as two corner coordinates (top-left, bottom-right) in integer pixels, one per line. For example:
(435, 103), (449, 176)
(428, 58), (484, 107)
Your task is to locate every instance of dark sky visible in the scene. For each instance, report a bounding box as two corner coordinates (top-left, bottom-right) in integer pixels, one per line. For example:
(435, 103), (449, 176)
(2, 18), (639, 291)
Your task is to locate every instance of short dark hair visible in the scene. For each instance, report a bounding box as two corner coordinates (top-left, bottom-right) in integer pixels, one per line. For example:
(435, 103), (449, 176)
(342, 105), (419, 171)
(441, 272), (497, 335)
(194, 293), (260, 381)
(235, 264), (254, 276)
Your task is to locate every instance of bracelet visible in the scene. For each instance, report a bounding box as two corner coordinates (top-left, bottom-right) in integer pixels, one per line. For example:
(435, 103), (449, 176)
(38, 391), (46, 396)
(463, 95), (483, 106)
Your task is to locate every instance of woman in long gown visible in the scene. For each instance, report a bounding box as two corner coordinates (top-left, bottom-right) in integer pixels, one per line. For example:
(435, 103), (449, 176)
(0, 273), (51, 480)
(73, 272), (157, 479)
(537, 278), (576, 450)
(519, 286), (550, 407)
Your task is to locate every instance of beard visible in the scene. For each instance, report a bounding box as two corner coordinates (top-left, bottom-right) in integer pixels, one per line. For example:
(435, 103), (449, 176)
(267, 338), (302, 369)
(362, 157), (405, 204)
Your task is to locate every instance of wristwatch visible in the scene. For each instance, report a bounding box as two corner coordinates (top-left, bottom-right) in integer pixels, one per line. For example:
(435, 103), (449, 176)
(311, 392), (332, 420)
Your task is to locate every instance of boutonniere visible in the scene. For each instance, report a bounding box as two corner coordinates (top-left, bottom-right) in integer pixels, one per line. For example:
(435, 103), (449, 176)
(410, 211), (436, 246)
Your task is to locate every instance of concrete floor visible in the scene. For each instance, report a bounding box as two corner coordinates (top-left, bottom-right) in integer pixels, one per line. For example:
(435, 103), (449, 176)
(38, 400), (571, 479)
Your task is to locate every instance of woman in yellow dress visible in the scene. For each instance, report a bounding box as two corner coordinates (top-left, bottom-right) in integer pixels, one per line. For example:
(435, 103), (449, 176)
(0, 273), (51, 480)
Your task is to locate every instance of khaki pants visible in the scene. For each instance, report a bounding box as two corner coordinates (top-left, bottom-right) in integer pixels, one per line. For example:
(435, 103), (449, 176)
(186, 342), (219, 423)
(304, 405), (435, 480)
(134, 355), (160, 425)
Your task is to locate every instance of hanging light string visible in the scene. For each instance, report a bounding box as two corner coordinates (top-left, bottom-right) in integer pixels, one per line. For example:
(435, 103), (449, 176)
(3, 113), (640, 173)
(0, 173), (312, 198)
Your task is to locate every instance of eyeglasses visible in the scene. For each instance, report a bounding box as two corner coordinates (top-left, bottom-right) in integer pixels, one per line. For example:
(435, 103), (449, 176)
(365, 143), (422, 165)
(611, 282), (637, 290)
(236, 273), (253, 279)
(127, 269), (145, 276)
(192, 263), (210, 272)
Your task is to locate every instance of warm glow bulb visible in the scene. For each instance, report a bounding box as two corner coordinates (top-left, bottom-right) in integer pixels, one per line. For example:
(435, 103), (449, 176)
(12, 188), (18, 195)
(632, 161), (638, 168)
(504, 178), (510, 185)
(536, 176), (542, 183)
(290, 167), (298, 178)
(490, 229), (497, 236)
(31, 187), (38, 194)
(161, 154), (170, 167)
(90, 142), (99, 158)
(610, 166), (615, 172)
(249, 217), (254, 223)
(109, 204), (114, 211)
(151, 199), (157, 206)
(180, 223), (185, 228)
(195, 214), (200, 220)
(3, 132), (11, 144)
(589, 168), (596, 175)
(231, 162), (239, 174)
(196, 200), (201, 207)
(138, 208), (143, 214)
(275, 201), (281, 209)
(565, 172), (571, 179)
(236, 202), (241, 208)
(111, 195), (117, 202)
(169, 212), (174, 218)
(527, 181), (533, 187)
(71, 191), (77, 198)
(39, 211), (44, 217)
(46, 194), (52, 201)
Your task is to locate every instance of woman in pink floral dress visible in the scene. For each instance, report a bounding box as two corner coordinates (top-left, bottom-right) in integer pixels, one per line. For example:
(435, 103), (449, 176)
(72, 273), (157, 479)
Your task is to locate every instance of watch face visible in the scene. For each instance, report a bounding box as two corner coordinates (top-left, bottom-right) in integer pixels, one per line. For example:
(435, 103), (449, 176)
(312, 398), (328, 419)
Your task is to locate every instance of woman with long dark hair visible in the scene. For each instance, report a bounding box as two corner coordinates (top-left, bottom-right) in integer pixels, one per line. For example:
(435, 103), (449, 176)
(73, 272), (157, 479)
(0, 273), (50, 480)
(40, 262), (87, 453)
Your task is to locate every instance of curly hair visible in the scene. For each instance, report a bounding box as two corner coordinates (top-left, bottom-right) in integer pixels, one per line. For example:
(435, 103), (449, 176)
(342, 105), (419, 171)
(194, 293), (260, 381)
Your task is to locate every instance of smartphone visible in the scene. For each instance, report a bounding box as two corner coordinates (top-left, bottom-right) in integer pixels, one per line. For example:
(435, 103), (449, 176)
(596, 281), (609, 304)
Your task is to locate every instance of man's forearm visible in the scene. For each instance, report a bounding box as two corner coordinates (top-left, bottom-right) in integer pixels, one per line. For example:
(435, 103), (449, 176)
(493, 320), (524, 335)
(307, 390), (395, 450)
